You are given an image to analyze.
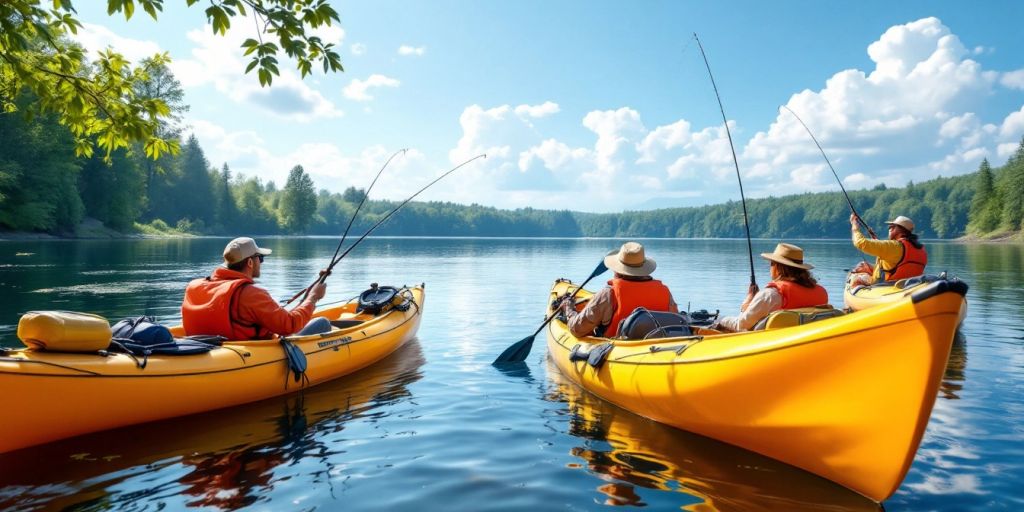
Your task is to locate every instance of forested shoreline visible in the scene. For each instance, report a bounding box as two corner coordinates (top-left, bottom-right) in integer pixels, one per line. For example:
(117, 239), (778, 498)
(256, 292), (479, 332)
(2, 63), (1022, 241)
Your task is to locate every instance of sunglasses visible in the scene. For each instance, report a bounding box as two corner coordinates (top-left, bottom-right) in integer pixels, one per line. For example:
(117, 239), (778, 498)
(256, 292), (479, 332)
(254, 254), (265, 263)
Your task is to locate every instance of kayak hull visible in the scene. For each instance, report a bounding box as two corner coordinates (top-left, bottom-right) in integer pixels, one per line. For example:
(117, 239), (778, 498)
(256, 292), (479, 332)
(546, 278), (964, 502)
(0, 285), (424, 454)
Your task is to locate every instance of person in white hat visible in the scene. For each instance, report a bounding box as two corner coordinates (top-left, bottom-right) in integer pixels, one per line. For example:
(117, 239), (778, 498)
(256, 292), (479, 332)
(560, 242), (679, 338)
(713, 243), (829, 332)
(181, 237), (329, 340)
(849, 213), (928, 284)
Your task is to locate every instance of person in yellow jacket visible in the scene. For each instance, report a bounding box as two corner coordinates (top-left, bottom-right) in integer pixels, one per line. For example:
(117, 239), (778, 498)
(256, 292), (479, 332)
(849, 214), (928, 285)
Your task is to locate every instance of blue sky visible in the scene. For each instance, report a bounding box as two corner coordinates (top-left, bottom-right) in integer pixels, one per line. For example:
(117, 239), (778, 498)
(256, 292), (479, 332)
(74, 1), (1024, 212)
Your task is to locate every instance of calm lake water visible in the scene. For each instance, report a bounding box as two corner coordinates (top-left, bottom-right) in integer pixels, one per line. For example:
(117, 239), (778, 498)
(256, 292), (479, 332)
(0, 237), (1021, 511)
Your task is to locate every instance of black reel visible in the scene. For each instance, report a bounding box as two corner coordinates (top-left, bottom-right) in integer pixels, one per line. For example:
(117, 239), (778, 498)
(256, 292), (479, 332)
(357, 283), (408, 315)
(688, 309), (720, 326)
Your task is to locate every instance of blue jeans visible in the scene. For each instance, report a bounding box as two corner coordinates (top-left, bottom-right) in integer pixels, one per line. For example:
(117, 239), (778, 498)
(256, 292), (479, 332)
(296, 317), (331, 336)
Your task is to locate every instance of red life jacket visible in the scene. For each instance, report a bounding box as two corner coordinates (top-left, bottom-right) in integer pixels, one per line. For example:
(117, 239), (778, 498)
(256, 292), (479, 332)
(181, 267), (264, 340)
(606, 278), (673, 337)
(765, 280), (829, 309)
(884, 238), (928, 281)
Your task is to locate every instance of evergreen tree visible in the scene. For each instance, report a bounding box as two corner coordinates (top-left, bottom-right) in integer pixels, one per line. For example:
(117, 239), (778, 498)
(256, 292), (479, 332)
(998, 138), (1024, 231)
(968, 158), (1001, 234)
(169, 135), (216, 229)
(0, 94), (83, 232)
(78, 150), (146, 231)
(280, 165), (318, 233)
(213, 164), (239, 232)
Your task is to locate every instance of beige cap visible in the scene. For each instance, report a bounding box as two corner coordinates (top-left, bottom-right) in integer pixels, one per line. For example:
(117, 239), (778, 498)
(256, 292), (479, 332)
(760, 242), (813, 270)
(886, 215), (915, 233)
(223, 237), (272, 265)
(604, 242), (657, 277)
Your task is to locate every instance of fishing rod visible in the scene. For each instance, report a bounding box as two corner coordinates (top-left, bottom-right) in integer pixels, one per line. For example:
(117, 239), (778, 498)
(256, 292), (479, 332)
(285, 153), (487, 307)
(780, 105), (878, 239)
(284, 148), (408, 306)
(693, 33), (756, 288)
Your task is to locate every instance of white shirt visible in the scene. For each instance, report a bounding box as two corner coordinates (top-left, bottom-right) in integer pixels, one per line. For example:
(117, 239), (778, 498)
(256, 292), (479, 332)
(716, 287), (783, 332)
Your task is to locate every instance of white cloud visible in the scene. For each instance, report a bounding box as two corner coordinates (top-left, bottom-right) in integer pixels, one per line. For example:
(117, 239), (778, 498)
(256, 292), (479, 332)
(514, 102), (560, 118)
(74, 23), (163, 63)
(186, 118), (428, 196)
(350, 43), (367, 56)
(343, 74), (401, 102)
(398, 45), (426, 56)
(999, 106), (1024, 142)
(1002, 70), (1024, 90)
(742, 17), (1005, 194)
(171, 25), (343, 121)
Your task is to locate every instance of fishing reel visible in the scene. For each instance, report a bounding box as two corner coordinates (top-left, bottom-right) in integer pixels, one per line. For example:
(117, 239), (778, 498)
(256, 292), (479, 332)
(357, 283), (410, 315)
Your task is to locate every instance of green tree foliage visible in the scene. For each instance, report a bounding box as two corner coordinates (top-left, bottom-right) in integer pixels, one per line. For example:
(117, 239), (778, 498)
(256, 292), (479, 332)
(968, 159), (1001, 234)
(78, 149), (146, 231)
(0, 0), (343, 161)
(213, 163), (239, 230)
(0, 96), (83, 232)
(280, 165), (317, 232)
(164, 134), (216, 228)
(342, 186), (366, 203)
(998, 138), (1024, 231)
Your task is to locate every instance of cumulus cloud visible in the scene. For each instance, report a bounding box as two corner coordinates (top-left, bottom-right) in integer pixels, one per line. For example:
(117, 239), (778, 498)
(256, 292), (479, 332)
(343, 74), (401, 101)
(74, 22), (163, 63)
(186, 118), (428, 196)
(398, 45), (426, 56)
(741, 17), (1010, 194)
(171, 24), (343, 121)
(1001, 70), (1024, 89)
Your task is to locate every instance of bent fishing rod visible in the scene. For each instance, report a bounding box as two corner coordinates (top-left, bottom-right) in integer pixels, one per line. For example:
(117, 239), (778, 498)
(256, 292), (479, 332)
(780, 105), (878, 239)
(285, 153), (487, 307)
(284, 148), (408, 306)
(693, 33), (756, 287)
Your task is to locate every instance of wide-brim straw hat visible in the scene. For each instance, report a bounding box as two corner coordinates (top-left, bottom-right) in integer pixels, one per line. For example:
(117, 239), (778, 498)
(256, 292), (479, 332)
(604, 242), (657, 277)
(885, 215), (915, 233)
(760, 242), (813, 270)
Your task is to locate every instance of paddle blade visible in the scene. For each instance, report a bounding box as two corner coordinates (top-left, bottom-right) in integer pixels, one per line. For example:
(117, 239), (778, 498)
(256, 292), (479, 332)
(589, 261), (609, 280)
(493, 334), (536, 365)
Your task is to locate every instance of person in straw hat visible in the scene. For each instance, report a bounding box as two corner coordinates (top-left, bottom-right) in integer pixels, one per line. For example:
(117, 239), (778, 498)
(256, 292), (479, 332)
(561, 241), (679, 338)
(713, 243), (828, 332)
(849, 213), (928, 285)
(181, 237), (331, 340)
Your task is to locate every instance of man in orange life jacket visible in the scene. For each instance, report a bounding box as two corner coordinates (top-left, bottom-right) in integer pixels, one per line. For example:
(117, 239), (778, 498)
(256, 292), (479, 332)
(713, 243), (828, 332)
(181, 237), (329, 340)
(850, 214), (928, 284)
(561, 242), (679, 338)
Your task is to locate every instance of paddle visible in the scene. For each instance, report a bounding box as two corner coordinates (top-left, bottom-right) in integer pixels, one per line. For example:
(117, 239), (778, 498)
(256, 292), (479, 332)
(492, 260), (608, 365)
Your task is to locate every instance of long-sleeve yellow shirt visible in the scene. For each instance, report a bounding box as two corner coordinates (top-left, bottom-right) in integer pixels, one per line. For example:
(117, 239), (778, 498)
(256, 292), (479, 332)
(852, 229), (905, 282)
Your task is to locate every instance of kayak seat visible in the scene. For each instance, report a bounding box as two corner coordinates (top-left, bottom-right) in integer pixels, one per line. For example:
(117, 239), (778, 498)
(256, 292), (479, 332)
(330, 319), (365, 329)
(753, 305), (844, 331)
(616, 307), (692, 340)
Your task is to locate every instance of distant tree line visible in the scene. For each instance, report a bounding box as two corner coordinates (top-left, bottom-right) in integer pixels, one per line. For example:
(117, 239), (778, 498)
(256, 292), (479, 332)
(1, 59), (1022, 239)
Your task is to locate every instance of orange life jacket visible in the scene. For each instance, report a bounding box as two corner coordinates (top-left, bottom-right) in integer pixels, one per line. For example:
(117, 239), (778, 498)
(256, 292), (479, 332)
(884, 238), (928, 281)
(606, 278), (672, 338)
(766, 280), (829, 309)
(181, 267), (263, 340)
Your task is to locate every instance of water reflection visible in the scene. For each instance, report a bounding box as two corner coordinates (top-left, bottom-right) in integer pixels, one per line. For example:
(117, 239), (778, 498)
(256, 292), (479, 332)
(940, 330), (969, 400)
(0, 340), (426, 510)
(544, 361), (880, 512)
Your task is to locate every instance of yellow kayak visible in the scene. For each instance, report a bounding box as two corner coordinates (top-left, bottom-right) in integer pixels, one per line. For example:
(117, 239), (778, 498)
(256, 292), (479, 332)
(547, 361), (880, 510)
(844, 274), (968, 322)
(0, 284), (424, 454)
(546, 278), (966, 502)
